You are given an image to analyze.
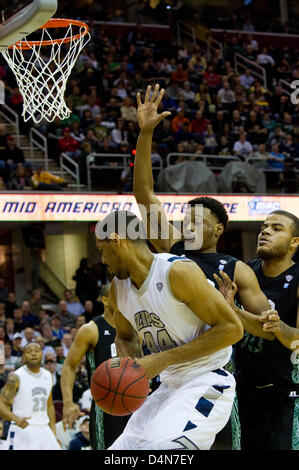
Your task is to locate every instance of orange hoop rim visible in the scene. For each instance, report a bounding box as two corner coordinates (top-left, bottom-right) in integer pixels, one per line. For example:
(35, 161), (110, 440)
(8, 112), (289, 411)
(9, 18), (89, 50)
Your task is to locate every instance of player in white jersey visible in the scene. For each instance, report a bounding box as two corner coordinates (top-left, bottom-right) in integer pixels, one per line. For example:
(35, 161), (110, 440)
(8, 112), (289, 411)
(95, 210), (243, 450)
(0, 342), (60, 450)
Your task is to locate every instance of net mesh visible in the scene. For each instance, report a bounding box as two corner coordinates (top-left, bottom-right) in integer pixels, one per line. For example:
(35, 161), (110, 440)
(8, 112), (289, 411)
(1, 22), (90, 124)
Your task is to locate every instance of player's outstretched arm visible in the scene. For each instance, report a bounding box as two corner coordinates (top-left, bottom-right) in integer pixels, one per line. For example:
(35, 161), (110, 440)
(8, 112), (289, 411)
(0, 374), (30, 428)
(134, 84), (181, 253)
(61, 323), (97, 429)
(214, 270), (275, 340)
(136, 261), (244, 379)
(234, 261), (271, 314)
(259, 296), (299, 350)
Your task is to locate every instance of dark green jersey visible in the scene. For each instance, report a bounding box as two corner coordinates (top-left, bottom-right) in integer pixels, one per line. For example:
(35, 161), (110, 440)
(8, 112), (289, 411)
(234, 259), (299, 386)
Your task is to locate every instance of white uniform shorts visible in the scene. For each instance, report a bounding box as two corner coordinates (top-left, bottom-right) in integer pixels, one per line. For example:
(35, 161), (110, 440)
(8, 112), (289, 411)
(108, 368), (235, 450)
(8, 423), (61, 450)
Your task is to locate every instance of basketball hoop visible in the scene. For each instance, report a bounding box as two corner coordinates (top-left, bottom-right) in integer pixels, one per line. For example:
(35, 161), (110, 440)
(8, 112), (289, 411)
(1, 18), (91, 124)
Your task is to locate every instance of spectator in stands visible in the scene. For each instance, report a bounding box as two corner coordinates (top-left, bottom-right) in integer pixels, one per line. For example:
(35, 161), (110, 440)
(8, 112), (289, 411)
(64, 289), (85, 317)
(21, 300), (39, 327)
(40, 322), (61, 348)
(251, 143), (271, 169)
(0, 303), (5, 326)
(267, 125), (285, 147)
(171, 109), (191, 133)
(0, 278), (8, 303)
(262, 113), (277, 133)
(217, 135), (231, 156)
(58, 300), (77, 328)
(20, 327), (41, 348)
(58, 127), (81, 160)
(240, 69), (255, 89)
(11, 332), (23, 358)
(34, 335), (55, 361)
(70, 120), (86, 144)
(82, 300), (96, 323)
(31, 164), (67, 191)
(242, 18), (255, 32)
(268, 143), (285, 171)
(6, 164), (32, 190)
(217, 81), (236, 108)
(111, 119), (129, 147)
(0, 325), (5, 343)
(282, 134), (298, 158)
(50, 315), (66, 341)
(13, 308), (26, 333)
(43, 353), (60, 397)
(29, 289), (43, 317)
(203, 65), (221, 92)
(76, 315), (86, 329)
(191, 110), (209, 135)
(62, 332), (73, 357)
(4, 340), (21, 372)
(120, 97), (137, 122)
(2, 135), (26, 174)
(202, 124), (218, 154)
(279, 158), (298, 194)
(4, 318), (15, 341)
(233, 132), (253, 161)
(69, 415), (91, 450)
(80, 110), (95, 132)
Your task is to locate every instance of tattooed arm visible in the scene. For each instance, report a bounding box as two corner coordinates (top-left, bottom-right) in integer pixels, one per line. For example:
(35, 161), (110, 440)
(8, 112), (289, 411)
(0, 374), (30, 428)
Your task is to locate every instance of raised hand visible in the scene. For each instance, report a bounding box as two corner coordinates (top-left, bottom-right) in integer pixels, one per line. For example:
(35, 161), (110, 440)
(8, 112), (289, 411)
(136, 84), (171, 132)
(213, 271), (238, 308)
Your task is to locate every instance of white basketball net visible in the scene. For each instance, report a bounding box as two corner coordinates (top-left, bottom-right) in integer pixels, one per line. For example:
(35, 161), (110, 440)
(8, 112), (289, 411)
(2, 23), (91, 124)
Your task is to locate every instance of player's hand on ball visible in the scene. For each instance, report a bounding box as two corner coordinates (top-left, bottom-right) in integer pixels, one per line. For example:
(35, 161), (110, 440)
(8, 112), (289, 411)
(136, 84), (171, 132)
(14, 416), (30, 429)
(258, 309), (280, 333)
(63, 402), (84, 431)
(213, 271), (238, 308)
(134, 354), (165, 381)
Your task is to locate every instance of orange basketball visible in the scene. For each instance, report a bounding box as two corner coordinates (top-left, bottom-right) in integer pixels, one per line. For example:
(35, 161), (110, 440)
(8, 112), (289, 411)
(90, 357), (150, 416)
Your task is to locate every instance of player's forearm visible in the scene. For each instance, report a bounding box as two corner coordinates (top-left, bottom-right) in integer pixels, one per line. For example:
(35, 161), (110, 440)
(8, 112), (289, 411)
(0, 399), (18, 422)
(133, 129), (154, 201)
(48, 404), (57, 435)
(60, 361), (76, 405)
(115, 336), (142, 359)
(142, 321), (243, 379)
(274, 321), (299, 350)
(234, 306), (275, 340)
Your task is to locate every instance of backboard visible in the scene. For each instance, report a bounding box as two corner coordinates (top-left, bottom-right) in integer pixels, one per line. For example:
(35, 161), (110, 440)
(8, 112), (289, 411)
(0, 0), (57, 51)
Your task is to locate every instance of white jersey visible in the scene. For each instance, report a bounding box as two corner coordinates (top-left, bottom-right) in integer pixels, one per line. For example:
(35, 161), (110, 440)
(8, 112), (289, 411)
(12, 366), (53, 425)
(114, 253), (232, 386)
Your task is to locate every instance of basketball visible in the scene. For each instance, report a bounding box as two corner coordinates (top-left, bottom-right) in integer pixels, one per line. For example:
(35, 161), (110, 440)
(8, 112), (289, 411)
(90, 357), (150, 416)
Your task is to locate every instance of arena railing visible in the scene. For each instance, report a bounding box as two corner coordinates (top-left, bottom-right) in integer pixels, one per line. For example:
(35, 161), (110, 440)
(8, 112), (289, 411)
(234, 53), (267, 89)
(166, 153), (239, 169)
(0, 103), (20, 147)
(207, 37), (224, 60)
(86, 153), (131, 191)
(278, 78), (292, 97)
(60, 152), (81, 192)
(177, 20), (196, 47)
(86, 153), (163, 191)
(29, 127), (48, 171)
